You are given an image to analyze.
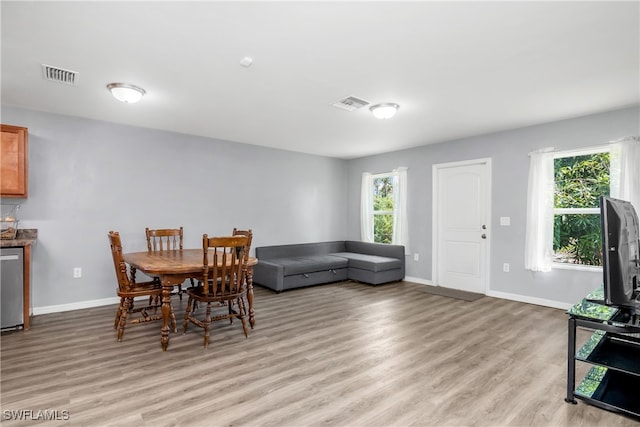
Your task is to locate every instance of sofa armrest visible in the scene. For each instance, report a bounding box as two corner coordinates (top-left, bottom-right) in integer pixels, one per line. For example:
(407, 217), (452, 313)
(253, 260), (285, 292)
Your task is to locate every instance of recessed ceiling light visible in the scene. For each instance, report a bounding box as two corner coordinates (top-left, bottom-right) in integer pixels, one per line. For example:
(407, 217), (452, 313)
(370, 103), (399, 119)
(240, 57), (253, 68)
(107, 83), (146, 104)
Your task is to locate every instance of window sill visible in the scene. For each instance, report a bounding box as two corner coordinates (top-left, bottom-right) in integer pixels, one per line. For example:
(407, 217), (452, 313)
(552, 262), (602, 273)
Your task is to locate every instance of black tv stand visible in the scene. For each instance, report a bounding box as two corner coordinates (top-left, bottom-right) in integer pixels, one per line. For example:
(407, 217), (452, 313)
(566, 293), (640, 419)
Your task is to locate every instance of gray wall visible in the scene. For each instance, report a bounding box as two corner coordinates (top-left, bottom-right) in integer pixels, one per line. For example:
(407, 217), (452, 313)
(2, 105), (638, 312)
(1, 106), (347, 311)
(346, 106), (640, 307)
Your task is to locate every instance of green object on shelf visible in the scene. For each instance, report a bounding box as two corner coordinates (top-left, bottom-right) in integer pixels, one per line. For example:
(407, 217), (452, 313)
(575, 366), (608, 398)
(585, 287), (605, 302)
(576, 330), (606, 360)
(567, 299), (618, 321)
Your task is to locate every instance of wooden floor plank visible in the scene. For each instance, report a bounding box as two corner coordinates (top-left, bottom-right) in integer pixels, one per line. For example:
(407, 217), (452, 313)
(1, 281), (637, 426)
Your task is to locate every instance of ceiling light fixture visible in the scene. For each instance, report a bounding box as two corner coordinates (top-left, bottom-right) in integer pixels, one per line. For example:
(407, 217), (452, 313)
(107, 83), (146, 104)
(369, 103), (399, 120)
(240, 56), (253, 68)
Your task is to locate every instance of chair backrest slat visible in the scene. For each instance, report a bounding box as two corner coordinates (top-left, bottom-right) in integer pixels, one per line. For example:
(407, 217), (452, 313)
(202, 234), (248, 297)
(232, 228), (253, 262)
(146, 227), (184, 252)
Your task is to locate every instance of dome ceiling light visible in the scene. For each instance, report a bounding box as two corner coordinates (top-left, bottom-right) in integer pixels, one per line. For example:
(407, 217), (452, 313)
(369, 103), (399, 119)
(107, 83), (146, 104)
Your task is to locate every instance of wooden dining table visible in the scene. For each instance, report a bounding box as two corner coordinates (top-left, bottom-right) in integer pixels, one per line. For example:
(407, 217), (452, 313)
(123, 249), (257, 351)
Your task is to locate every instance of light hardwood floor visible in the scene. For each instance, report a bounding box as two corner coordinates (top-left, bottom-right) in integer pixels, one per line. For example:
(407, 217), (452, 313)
(1, 281), (638, 427)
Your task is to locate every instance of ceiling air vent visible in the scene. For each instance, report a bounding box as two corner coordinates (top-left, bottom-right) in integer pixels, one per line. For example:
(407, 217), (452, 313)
(42, 64), (78, 86)
(332, 96), (370, 112)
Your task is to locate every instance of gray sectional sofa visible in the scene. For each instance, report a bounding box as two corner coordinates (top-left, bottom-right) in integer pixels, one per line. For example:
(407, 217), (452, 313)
(253, 240), (405, 292)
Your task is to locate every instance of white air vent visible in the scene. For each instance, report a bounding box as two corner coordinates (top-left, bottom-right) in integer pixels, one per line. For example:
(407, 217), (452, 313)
(42, 64), (78, 85)
(332, 96), (370, 111)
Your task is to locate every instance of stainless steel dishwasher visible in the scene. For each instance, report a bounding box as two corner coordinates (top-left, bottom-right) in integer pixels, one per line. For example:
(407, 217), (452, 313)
(1, 247), (24, 330)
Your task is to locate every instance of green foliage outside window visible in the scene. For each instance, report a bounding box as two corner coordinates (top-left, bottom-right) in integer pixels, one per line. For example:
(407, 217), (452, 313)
(373, 177), (394, 244)
(553, 152), (610, 266)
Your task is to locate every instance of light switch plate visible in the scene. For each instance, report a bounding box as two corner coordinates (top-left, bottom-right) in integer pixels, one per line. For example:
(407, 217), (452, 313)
(500, 217), (511, 226)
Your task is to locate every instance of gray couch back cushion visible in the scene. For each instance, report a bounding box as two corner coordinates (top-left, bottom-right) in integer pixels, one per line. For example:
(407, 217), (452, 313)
(344, 240), (404, 258)
(256, 241), (346, 259)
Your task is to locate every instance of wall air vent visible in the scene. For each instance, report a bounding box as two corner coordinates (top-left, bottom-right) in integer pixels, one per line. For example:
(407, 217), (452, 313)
(332, 96), (370, 111)
(42, 64), (78, 86)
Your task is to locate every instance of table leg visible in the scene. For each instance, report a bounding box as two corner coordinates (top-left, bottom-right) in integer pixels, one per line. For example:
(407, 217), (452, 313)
(247, 266), (255, 328)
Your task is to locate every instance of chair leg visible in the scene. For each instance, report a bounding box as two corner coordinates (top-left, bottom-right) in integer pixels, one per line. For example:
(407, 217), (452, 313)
(238, 297), (249, 338)
(117, 298), (132, 342)
(177, 284), (183, 301)
(183, 296), (194, 334)
(204, 302), (212, 348)
(169, 300), (177, 333)
(114, 297), (125, 329)
(146, 294), (159, 314)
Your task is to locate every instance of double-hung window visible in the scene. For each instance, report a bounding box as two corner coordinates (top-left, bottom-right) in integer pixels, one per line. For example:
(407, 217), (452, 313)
(553, 148), (610, 267)
(360, 168), (409, 252)
(524, 136), (639, 272)
(371, 174), (395, 243)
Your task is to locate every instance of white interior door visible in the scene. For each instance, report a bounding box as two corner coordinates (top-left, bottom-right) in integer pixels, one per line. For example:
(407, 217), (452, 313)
(433, 159), (490, 294)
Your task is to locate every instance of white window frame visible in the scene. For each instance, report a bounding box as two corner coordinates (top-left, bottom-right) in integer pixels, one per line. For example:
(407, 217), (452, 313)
(361, 168), (409, 252)
(552, 145), (609, 271)
(371, 172), (396, 244)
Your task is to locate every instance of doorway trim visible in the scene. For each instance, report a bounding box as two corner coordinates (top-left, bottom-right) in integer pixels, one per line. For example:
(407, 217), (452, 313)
(432, 157), (492, 293)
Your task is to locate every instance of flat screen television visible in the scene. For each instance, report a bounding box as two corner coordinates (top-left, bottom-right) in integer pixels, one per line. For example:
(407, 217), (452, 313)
(600, 196), (640, 312)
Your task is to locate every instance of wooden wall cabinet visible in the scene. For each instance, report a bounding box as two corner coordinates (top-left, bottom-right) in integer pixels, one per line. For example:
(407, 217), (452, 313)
(1, 124), (28, 198)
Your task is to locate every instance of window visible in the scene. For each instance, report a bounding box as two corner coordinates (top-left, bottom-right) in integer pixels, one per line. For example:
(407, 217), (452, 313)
(525, 137), (639, 272)
(360, 168), (409, 252)
(553, 149), (610, 267)
(372, 175), (394, 243)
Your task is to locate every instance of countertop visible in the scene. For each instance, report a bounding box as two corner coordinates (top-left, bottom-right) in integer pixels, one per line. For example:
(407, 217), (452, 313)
(0, 229), (37, 247)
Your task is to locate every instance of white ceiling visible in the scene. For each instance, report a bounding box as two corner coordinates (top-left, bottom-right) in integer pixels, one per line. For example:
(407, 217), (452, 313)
(2, 1), (639, 159)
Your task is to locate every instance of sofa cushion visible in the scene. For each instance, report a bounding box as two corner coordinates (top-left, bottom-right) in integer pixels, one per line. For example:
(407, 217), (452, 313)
(256, 241), (346, 259)
(270, 255), (349, 276)
(330, 252), (402, 272)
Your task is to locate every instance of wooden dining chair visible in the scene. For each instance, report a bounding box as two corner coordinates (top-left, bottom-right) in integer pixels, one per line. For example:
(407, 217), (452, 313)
(183, 235), (250, 348)
(108, 231), (176, 342)
(230, 228), (253, 322)
(145, 227), (193, 300)
(232, 228), (253, 262)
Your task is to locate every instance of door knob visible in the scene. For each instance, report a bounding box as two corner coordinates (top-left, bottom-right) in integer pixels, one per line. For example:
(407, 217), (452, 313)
(482, 224), (487, 229)
(481, 234), (487, 239)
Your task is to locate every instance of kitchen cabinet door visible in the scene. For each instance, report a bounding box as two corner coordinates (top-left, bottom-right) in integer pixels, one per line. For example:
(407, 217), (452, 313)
(1, 125), (28, 198)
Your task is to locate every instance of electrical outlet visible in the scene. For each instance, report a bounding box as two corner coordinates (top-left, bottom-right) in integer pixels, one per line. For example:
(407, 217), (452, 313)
(503, 263), (510, 273)
(73, 267), (82, 278)
(413, 253), (419, 261)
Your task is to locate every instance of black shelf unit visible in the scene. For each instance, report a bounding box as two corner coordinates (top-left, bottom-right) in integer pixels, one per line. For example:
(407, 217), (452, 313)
(566, 299), (640, 419)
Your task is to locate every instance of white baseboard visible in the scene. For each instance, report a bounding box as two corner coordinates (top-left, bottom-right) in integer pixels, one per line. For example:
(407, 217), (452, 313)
(404, 276), (572, 310)
(33, 281), (573, 315)
(486, 290), (573, 310)
(403, 276), (433, 286)
(33, 297), (120, 315)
